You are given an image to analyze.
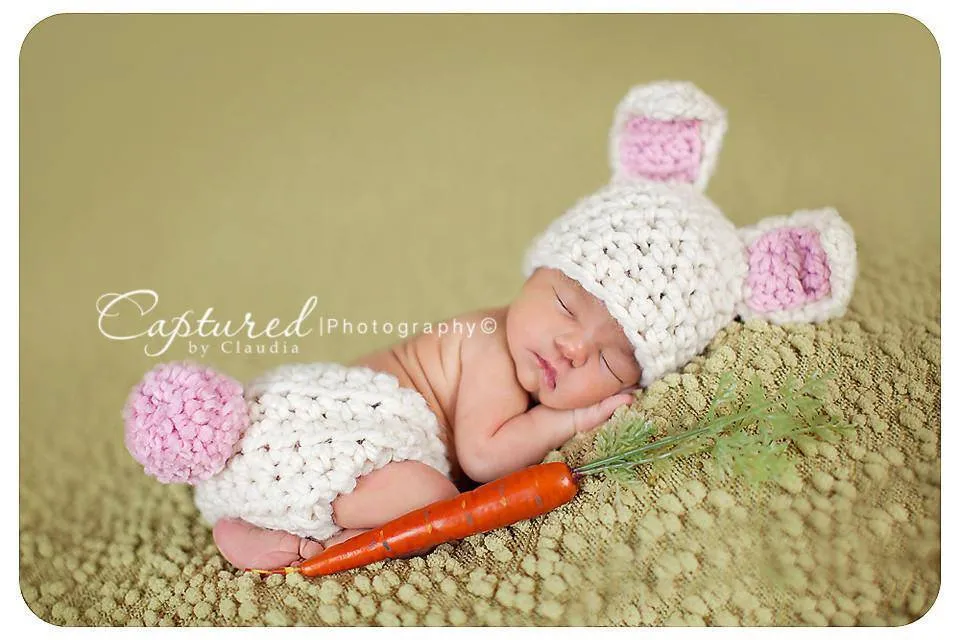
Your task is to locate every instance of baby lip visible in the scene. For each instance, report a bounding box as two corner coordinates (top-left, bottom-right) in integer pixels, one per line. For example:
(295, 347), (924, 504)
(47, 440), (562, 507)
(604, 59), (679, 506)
(535, 352), (558, 389)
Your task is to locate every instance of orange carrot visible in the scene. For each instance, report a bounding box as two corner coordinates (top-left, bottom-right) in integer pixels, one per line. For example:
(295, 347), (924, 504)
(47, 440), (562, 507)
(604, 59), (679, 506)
(251, 461), (580, 577)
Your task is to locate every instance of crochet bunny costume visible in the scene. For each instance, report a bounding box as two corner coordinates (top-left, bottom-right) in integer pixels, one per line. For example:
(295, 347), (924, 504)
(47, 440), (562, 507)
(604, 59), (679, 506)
(523, 80), (857, 386)
(124, 362), (451, 541)
(122, 80), (856, 541)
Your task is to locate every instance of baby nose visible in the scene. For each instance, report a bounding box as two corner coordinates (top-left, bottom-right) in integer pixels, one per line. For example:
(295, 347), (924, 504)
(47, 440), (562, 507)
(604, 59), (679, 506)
(556, 333), (589, 367)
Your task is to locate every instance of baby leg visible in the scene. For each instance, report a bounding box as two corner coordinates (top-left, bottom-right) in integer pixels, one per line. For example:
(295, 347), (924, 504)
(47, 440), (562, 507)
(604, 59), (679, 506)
(331, 459), (459, 529)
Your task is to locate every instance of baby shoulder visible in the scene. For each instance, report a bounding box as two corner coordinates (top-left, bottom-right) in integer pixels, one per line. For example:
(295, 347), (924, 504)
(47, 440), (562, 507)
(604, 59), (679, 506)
(457, 320), (527, 412)
(458, 310), (510, 367)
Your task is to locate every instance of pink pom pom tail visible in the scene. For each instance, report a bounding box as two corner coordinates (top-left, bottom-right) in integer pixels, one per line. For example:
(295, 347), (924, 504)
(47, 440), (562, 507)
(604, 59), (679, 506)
(122, 362), (249, 484)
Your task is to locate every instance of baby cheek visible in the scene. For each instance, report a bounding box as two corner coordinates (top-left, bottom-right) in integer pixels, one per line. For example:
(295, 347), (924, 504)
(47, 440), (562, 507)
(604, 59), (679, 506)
(568, 368), (618, 406)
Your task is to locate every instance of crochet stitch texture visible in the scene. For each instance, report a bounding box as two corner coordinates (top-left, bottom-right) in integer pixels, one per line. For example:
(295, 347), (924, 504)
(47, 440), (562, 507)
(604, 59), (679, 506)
(123, 363), (249, 484)
(193, 362), (451, 541)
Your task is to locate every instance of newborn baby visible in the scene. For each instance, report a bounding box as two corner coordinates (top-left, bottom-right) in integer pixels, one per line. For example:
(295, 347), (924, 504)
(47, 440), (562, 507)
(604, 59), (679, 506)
(212, 267), (641, 569)
(123, 80), (857, 573)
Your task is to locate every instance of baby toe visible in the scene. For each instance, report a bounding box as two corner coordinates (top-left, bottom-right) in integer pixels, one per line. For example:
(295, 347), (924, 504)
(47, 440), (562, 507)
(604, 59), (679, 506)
(299, 537), (325, 560)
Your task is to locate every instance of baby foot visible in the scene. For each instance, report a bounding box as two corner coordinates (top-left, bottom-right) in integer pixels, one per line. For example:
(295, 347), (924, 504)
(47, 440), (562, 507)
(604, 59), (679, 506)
(212, 518), (324, 571)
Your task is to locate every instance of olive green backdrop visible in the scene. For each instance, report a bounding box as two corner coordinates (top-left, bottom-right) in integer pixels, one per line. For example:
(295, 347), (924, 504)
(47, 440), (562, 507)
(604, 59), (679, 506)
(20, 13), (940, 626)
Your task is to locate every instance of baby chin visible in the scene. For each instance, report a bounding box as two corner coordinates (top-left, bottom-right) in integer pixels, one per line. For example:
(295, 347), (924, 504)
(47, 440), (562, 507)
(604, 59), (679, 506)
(518, 361), (547, 404)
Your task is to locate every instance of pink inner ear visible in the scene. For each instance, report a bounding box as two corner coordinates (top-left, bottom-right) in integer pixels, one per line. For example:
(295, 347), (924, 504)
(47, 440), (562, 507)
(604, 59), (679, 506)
(745, 227), (832, 313)
(618, 117), (702, 183)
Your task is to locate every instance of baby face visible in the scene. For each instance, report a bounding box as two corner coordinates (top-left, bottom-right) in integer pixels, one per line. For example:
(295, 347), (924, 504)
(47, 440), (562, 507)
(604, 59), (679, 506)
(506, 268), (642, 410)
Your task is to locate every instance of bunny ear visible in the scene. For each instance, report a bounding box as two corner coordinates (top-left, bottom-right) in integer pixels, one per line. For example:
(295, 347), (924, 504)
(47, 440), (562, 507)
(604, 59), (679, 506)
(609, 80), (727, 191)
(735, 208), (858, 324)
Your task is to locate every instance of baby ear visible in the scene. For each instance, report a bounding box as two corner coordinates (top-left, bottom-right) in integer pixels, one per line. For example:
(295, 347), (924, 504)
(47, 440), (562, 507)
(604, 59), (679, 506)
(735, 208), (858, 324)
(609, 80), (727, 191)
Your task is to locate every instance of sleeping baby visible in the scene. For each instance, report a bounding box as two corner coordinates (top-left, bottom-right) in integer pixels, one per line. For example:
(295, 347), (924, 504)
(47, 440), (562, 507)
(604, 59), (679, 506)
(122, 80), (857, 571)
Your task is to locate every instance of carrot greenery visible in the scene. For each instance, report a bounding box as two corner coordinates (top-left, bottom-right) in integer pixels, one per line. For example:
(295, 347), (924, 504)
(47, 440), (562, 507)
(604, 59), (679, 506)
(250, 371), (855, 577)
(579, 371), (855, 486)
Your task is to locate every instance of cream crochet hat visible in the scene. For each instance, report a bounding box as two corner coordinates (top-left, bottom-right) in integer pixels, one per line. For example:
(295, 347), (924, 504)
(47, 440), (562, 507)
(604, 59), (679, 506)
(523, 81), (858, 387)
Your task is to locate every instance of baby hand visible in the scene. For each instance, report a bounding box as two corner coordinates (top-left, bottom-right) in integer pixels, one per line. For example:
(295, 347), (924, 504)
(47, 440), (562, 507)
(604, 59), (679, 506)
(571, 392), (635, 434)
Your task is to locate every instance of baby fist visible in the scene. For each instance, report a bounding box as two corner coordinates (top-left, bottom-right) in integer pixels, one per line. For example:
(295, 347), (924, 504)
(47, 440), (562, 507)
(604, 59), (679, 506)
(571, 393), (635, 434)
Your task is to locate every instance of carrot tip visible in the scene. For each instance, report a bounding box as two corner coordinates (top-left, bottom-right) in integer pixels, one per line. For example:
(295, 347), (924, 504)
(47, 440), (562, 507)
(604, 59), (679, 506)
(247, 566), (300, 576)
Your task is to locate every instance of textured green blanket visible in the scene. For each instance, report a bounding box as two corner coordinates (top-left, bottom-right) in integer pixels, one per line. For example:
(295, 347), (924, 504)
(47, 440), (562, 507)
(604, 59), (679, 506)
(20, 14), (939, 626)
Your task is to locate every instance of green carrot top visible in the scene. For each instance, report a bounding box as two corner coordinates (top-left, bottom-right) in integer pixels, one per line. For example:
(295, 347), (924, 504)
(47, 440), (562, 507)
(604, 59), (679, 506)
(575, 371), (855, 486)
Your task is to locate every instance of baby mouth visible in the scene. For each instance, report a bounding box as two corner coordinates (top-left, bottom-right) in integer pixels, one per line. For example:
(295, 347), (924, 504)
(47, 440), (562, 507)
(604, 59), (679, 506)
(535, 353), (557, 390)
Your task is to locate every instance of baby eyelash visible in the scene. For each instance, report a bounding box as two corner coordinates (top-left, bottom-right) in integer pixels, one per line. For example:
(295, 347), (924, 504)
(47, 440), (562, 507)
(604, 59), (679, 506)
(553, 288), (573, 315)
(601, 354), (623, 383)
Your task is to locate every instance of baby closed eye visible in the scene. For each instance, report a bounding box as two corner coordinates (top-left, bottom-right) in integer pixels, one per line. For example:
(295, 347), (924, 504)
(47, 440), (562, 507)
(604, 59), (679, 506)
(601, 353), (624, 383)
(554, 287), (574, 317)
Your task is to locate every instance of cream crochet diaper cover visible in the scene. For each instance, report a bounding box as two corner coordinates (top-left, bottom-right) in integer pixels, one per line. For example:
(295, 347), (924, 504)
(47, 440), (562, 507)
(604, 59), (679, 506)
(190, 362), (451, 541)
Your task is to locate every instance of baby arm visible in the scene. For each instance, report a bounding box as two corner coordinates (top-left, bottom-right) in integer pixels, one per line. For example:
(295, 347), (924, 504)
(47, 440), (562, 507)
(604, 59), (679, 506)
(454, 346), (633, 484)
(466, 401), (634, 483)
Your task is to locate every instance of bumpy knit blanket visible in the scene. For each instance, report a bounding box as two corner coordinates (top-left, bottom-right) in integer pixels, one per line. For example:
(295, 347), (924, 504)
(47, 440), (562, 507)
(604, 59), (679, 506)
(20, 249), (940, 626)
